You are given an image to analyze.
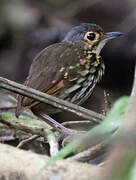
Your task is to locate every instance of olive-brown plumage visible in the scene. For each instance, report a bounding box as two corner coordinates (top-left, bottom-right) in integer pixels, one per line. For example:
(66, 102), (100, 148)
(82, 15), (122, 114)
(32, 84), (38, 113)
(16, 23), (122, 134)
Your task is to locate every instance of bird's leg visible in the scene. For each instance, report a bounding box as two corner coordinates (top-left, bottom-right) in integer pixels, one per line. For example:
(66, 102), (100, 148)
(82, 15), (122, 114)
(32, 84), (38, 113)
(39, 113), (78, 135)
(39, 113), (85, 146)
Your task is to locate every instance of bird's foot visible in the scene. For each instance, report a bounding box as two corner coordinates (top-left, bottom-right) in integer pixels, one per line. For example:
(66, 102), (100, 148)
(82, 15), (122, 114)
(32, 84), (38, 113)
(39, 113), (84, 145)
(57, 127), (84, 146)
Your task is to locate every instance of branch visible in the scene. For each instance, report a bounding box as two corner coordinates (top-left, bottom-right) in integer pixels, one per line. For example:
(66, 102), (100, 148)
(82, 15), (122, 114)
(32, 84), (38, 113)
(0, 77), (104, 123)
(0, 143), (101, 180)
(0, 114), (51, 140)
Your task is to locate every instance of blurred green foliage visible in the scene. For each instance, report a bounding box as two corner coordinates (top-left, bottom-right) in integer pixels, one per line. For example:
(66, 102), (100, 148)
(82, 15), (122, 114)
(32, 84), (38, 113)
(44, 96), (129, 168)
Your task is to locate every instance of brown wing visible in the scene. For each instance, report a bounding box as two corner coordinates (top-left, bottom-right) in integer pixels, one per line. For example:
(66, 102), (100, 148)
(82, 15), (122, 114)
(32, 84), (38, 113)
(16, 41), (83, 117)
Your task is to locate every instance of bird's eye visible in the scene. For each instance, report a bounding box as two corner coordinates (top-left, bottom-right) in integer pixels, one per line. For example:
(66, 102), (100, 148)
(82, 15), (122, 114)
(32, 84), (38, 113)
(87, 33), (96, 41)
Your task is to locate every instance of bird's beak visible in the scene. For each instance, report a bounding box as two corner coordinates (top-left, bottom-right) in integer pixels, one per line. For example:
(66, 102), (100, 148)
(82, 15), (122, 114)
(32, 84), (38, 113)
(101, 32), (123, 41)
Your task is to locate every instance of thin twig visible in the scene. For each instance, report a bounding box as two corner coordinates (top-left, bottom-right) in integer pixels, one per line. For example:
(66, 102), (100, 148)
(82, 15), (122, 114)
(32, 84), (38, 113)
(0, 134), (15, 142)
(17, 135), (40, 149)
(0, 77), (104, 124)
(62, 120), (92, 126)
(103, 90), (111, 115)
(0, 106), (17, 111)
(0, 114), (60, 155)
(68, 142), (106, 162)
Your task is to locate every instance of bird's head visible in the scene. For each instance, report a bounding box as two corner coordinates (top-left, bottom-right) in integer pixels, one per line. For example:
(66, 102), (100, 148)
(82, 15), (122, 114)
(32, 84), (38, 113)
(63, 23), (123, 54)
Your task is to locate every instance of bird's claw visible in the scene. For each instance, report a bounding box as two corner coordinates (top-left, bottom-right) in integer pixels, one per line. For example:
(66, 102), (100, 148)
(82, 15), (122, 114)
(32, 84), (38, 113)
(57, 128), (84, 147)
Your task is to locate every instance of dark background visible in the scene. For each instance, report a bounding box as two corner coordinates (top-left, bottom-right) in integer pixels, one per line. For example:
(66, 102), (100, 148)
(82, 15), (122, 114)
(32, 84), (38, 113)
(0, 0), (135, 116)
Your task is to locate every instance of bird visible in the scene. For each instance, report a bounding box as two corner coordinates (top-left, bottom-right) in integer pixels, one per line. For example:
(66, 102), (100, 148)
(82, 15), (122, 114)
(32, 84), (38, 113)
(16, 23), (122, 135)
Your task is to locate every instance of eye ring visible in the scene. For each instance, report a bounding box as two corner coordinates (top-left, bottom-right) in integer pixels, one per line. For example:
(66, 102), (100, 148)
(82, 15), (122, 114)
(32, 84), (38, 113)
(86, 32), (96, 41)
